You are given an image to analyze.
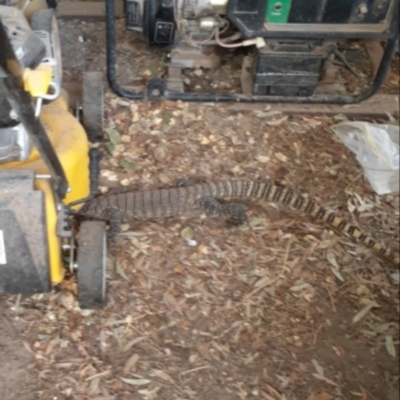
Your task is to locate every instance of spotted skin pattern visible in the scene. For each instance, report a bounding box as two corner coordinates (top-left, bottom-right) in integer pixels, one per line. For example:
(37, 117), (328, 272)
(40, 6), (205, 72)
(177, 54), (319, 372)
(80, 180), (399, 266)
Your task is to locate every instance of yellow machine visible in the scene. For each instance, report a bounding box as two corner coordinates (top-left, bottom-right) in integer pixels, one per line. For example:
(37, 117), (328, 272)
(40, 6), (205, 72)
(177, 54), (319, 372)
(0, 0), (107, 309)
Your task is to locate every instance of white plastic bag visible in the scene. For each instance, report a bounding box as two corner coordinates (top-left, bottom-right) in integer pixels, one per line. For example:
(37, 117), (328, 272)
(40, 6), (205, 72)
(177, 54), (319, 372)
(331, 121), (399, 195)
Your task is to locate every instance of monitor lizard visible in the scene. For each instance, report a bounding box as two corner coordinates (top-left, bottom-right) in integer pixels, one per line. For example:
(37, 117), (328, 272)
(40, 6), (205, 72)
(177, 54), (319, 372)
(78, 179), (399, 266)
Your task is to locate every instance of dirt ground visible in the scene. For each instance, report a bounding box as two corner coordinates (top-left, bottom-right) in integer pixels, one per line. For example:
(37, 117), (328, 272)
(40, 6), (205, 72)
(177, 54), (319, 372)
(1, 11), (399, 400)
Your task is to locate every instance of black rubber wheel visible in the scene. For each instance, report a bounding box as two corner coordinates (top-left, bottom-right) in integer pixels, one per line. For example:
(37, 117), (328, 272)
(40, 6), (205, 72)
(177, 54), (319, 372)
(77, 221), (107, 309)
(30, 9), (63, 89)
(82, 71), (104, 142)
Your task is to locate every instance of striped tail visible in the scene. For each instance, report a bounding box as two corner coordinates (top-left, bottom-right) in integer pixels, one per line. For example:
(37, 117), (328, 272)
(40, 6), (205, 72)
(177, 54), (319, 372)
(216, 181), (399, 266)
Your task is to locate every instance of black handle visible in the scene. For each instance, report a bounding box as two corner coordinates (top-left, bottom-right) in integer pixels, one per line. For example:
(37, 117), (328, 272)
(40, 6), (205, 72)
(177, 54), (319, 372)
(89, 148), (101, 195)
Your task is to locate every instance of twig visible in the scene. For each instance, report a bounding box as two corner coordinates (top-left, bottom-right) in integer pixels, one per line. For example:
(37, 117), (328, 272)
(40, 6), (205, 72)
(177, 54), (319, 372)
(85, 370), (111, 381)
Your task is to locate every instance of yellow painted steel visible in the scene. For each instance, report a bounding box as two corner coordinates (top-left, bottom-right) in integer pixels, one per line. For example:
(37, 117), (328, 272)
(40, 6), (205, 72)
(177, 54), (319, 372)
(1, 90), (90, 284)
(18, 0), (48, 19)
(23, 63), (53, 98)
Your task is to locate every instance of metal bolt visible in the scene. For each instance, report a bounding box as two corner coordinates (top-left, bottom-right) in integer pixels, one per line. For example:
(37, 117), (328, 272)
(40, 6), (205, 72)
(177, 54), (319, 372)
(9, 109), (18, 120)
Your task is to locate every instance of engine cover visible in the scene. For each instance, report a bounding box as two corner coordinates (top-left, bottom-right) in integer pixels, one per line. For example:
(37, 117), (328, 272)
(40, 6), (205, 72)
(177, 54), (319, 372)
(252, 41), (323, 96)
(227, 0), (399, 39)
(126, 0), (175, 46)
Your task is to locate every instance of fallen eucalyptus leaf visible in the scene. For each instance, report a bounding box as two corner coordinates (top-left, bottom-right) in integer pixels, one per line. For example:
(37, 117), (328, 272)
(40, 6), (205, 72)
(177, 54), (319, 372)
(390, 272), (399, 285)
(115, 261), (129, 281)
(330, 266), (344, 282)
(312, 373), (338, 387)
(275, 152), (288, 162)
(123, 353), (140, 375)
(290, 282), (312, 292)
(385, 335), (396, 358)
(352, 302), (377, 324)
(312, 359), (324, 376)
(374, 323), (392, 333)
(154, 370), (174, 383)
(326, 251), (339, 268)
(105, 128), (121, 145)
(119, 159), (136, 171)
(181, 226), (194, 241)
(123, 336), (147, 352)
(334, 113), (348, 121)
(104, 142), (115, 155)
(120, 377), (151, 386)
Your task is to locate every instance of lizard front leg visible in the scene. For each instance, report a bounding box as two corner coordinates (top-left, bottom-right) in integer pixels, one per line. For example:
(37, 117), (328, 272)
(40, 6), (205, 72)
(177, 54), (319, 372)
(195, 197), (248, 227)
(175, 178), (194, 188)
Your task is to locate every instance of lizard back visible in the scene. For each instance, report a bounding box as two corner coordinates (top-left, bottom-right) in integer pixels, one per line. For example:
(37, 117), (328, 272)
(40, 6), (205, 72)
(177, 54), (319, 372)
(80, 180), (399, 265)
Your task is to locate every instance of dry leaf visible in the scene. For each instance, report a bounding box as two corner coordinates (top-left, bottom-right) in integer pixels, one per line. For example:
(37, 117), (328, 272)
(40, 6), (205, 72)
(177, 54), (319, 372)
(119, 159), (136, 171)
(330, 266), (344, 282)
(163, 292), (183, 314)
(266, 116), (288, 126)
(352, 302), (377, 324)
(256, 155), (270, 163)
(358, 385), (368, 400)
(312, 359), (324, 376)
(105, 128), (121, 145)
(261, 390), (278, 400)
(138, 387), (161, 400)
(314, 391), (333, 400)
(312, 373), (338, 387)
(374, 323), (391, 333)
(326, 251), (339, 268)
(155, 370), (174, 383)
(173, 264), (185, 274)
(252, 110), (281, 118)
(334, 113), (347, 121)
(123, 336), (147, 351)
(120, 377), (151, 386)
(45, 338), (58, 356)
(275, 152), (288, 162)
(390, 272), (399, 285)
(290, 282), (311, 292)
(115, 261), (129, 281)
(88, 377), (101, 396)
(181, 226), (194, 240)
(385, 336), (396, 358)
(123, 353), (140, 375)
(265, 384), (281, 399)
(59, 292), (75, 310)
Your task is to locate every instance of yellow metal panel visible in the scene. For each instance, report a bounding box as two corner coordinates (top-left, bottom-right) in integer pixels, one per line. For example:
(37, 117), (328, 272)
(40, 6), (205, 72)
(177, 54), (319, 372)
(1, 92), (90, 284)
(23, 64), (53, 98)
(19, 0), (48, 19)
(35, 178), (65, 284)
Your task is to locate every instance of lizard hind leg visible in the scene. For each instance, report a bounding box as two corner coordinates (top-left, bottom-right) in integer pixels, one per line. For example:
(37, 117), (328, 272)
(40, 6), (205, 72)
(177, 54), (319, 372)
(221, 203), (248, 227)
(195, 196), (248, 227)
(104, 208), (122, 241)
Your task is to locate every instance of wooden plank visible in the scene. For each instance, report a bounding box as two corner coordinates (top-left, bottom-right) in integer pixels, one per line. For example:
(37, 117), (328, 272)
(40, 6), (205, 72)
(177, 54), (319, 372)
(364, 41), (391, 85)
(56, 1), (124, 19)
(212, 94), (399, 119)
(63, 81), (398, 119)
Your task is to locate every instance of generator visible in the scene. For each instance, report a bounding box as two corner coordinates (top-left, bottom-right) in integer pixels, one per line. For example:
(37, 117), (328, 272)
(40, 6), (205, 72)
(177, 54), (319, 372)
(105, 0), (399, 103)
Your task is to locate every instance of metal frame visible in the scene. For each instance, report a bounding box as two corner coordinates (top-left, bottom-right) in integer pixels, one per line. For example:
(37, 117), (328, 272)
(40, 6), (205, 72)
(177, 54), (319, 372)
(0, 18), (69, 199)
(105, 0), (399, 103)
